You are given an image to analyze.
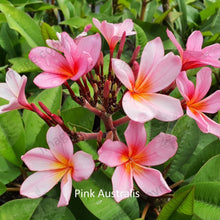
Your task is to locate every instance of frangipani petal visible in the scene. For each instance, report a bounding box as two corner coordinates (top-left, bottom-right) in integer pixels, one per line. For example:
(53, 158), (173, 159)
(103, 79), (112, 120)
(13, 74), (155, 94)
(122, 92), (155, 123)
(112, 164), (133, 203)
(71, 151), (95, 181)
(133, 165), (171, 197)
(20, 170), (66, 198)
(166, 29), (183, 56)
(199, 91), (220, 113)
(57, 170), (72, 207)
(137, 37), (164, 84)
(192, 67), (212, 102)
(98, 139), (128, 167)
(202, 43), (220, 59)
(187, 108), (220, 138)
(29, 47), (72, 75)
(21, 148), (66, 171)
(124, 120), (146, 155)
(176, 71), (195, 101)
(112, 58), (135, 90)
(0, 83), (14, 100)
(34, 72), (69, 89)
(6, 69), (22, 95)
(47, 125), (73, 163)
(136, 52), (181, 93)
(135, 133), (177, 166)
(77, 33), (101, 72)
(186, 31), (203, 51)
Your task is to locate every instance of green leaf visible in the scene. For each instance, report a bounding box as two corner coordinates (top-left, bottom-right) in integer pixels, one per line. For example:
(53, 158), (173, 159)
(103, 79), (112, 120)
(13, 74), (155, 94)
(0, 198), (41, 220)
(57, 0), (75, 20)
(168, 115), (200, 182)
(0, 23), (18, 58)
(100, 0), (112, 16)
(0, 155), (20, 184)
(0, 4), (45, 48)
(60, 16), (92, 29)
(145, 0), (157, 22)
(31, 198), (76, 220)
(200, 2), (220, 21)
(76, 140), (98, 159)
(176, 182), (220, 220)
(0, 182), (6, 196)
(23, 87), (62, 150)
(176, 0), (188, 33)
(154, 6), (175, 24)
(73, 170), (139, 220)
(8, 57), (40, 73)
(41, 22), (58, 42)
(191, 155), (220, 183)
(185, 138), (220, 179)
(158, 186), (194, 220)
(133, 23), (148, 54)
(0, 99), (25, 166)
(61, 107), (95, 132)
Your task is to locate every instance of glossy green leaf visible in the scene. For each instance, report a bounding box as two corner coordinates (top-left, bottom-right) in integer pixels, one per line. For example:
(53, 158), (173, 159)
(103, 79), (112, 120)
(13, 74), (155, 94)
(31, 198), (76, 220)
(61, 107), (95, 132)
(0, 182), (6, 196)
(176, 0), (187, 33)
(41, 22), (58, 42)
(133, 23), (148, 54)
(185, 139), (220, 179)
(8, 57), (40, 73)
(0, 198), (41, 220)
(0, 155), (20, 184)
(158, 186), (194, 220)
(60, 16), (92, 29)
(0, 23), (18, 58)
(73, 170), (139, 220)
(23, 87), (62, 150)
(100, 0), (112, 16)
(145, 0), (157, 22)
(0, 4), (45, 48)
(168, 115), (200, 182)
(176, 182), (220, 220)
(0, 99), (25, 166)
(191, 155), (220, 183)
(57, 0), (75, 20)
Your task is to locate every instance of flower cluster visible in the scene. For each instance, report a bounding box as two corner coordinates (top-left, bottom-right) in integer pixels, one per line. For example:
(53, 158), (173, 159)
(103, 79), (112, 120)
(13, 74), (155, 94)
(0, 18), (220, 206)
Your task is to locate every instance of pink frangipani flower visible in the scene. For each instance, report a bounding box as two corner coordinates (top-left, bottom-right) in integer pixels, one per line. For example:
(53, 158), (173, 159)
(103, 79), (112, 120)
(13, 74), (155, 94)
(0, 69), (31, 113)
(93, 18), (136, 53)
(46, 24), (92, 51)
(29, 32), (101, 89)
(20, 125), (95, 207)
(167, 29), (220, 71)
(112, 37), (183, 123)
(176, 67), (220, 137)
(98, 120), (178, 203)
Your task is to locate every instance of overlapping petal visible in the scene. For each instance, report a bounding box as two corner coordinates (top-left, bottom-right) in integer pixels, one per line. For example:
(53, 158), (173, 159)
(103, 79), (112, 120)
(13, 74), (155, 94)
(98, 139), (128, 167)
(176, 71), (195, 101)
(133, 165), (171, 197)
(112, 58), (135, 90)
(137, 37), (164, 84)
(71, 151), (95, 181)
(134, 133), (177, 166)
(191, 67), (212, 102)
(112, 163), (133, 203)
(21, 148), (66, 171)
(187, 108), (220, 137)
(20, 170), (66, 198)
(135, 52), (182, 93)
(46, 125), (73, 163)
(186, 31), (203, 51)
(124, 120), (146, 155)
(58, 170), (73, 207)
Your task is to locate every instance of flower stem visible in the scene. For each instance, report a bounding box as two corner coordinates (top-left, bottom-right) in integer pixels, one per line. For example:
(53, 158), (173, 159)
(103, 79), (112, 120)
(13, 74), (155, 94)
(141, 203), (151, 219)
(113, 116), (130, 127)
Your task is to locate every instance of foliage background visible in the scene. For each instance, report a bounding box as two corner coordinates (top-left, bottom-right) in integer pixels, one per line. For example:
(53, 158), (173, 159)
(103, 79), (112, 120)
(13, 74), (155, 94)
(0, 0), (220, 219)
